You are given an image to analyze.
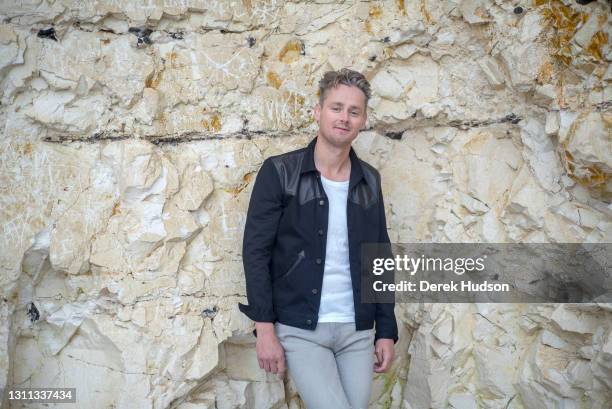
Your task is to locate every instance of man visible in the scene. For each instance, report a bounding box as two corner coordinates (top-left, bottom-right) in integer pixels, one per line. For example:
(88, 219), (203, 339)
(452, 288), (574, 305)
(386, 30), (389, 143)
(239, 68), (398, 409)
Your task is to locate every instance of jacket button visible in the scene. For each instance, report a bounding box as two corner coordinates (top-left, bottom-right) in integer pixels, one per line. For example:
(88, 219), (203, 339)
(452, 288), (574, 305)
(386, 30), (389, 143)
(306, 319), (312, 325)
(319, 200), (325, 206)
(318, 229), (324, 236)
(312, 288), (318, 294)
(316, 258), (322, 264)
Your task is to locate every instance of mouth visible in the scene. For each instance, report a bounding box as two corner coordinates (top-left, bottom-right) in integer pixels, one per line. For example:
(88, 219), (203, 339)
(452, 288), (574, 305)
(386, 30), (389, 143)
(334, 127), (350, 132)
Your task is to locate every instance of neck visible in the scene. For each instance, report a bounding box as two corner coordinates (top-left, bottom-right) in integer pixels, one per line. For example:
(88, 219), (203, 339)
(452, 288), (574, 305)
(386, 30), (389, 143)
(314, 136), (351, 180)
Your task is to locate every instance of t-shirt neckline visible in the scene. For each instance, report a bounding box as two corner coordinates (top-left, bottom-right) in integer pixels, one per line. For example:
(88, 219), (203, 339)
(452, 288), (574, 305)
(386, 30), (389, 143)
(320, 175), (350, 185)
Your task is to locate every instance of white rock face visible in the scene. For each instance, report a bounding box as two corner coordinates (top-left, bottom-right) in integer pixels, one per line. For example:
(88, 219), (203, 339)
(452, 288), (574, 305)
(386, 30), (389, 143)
(1, 0), (611, 408)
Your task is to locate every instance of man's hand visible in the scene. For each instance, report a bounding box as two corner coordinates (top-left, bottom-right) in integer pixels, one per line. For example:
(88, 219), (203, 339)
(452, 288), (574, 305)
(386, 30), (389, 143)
(374, 338), (395, 373)
(255, 322), (286, 380)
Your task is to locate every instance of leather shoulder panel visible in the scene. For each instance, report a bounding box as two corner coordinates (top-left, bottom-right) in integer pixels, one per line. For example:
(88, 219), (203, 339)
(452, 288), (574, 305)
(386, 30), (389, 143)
(269, 149), (305, 197)
(269, 151), (381, 208)
(349, 160), (380, 209)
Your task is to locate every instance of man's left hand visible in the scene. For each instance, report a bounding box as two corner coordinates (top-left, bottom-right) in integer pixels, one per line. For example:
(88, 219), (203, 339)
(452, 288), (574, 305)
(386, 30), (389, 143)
(374, 338), (395, 373)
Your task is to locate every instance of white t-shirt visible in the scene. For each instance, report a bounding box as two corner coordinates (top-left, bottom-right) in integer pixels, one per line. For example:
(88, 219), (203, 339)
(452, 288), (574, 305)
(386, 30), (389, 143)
(317, 175), (355, 323)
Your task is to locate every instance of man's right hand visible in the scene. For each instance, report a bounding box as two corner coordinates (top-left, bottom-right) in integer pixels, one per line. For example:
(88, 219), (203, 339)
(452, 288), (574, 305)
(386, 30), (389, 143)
(255, 322), (286, 380)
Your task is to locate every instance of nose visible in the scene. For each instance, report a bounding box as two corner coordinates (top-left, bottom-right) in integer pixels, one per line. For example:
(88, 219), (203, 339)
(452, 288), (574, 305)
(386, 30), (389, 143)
(340, 109), (349, 122)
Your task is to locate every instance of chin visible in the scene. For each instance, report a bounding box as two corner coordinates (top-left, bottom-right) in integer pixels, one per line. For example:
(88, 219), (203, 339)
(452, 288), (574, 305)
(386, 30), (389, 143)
(323, 133), (355, 147)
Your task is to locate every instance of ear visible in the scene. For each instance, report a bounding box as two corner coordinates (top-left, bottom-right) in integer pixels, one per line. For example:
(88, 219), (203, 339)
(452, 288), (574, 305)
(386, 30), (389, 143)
(314, 103), (321, 123)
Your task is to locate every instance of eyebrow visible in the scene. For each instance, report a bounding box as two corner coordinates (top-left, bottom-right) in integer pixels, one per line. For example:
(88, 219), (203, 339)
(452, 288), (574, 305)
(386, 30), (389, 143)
(329, 102), (363, 111)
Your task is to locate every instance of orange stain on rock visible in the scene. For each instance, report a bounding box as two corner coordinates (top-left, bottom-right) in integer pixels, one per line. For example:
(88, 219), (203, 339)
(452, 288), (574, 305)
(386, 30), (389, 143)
(157, 112), (167, 129)
(586, 31), (608, 61)
(305, 72), (314, 86)
(279, 40), (302, 63)
(537, 60), (554, 84)
(111, 202), (121, 216)
(420, 0), (431, 23)
(369, 4), (382, 19)
(243, 172), (255, 184)
(267, 71), (283, 89)
(210, 114), (222, 131)
(283, 91), (305, 108)
(226, 172), (256, 196)
(145, 69), (163, 89)
(23, 142), (33, 155)
(537, 0), (589, 65)
(202, 114), (222, 132)
(169, 52), (179, 68)
(397, 0), (406, 16)
(563, 150), (611, 200)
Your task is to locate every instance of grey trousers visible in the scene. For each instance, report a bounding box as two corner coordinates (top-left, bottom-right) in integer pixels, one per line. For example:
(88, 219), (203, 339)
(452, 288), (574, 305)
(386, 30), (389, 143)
(275, 322), (375, 409)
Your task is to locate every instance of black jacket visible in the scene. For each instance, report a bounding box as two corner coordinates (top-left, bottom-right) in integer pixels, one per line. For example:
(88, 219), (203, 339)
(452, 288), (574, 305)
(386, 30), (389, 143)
(239, 137), (398, 343)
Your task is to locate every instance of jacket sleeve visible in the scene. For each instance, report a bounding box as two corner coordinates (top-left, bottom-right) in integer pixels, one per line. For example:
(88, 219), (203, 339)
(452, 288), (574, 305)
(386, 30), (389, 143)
(374, 182), (399, 344)
(238, 158), (283, 323)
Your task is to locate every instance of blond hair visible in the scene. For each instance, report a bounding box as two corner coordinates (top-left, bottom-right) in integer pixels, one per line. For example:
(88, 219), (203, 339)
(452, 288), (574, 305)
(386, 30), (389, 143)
(318, 68), (371, 107)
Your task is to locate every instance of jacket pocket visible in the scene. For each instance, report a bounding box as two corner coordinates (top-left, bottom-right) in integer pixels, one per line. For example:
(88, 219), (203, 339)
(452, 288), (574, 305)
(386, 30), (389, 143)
(278, 250), (305, 280)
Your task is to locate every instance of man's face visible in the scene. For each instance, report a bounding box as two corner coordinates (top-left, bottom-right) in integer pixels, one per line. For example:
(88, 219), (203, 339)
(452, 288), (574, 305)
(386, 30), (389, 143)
(314, 84), (368, 148)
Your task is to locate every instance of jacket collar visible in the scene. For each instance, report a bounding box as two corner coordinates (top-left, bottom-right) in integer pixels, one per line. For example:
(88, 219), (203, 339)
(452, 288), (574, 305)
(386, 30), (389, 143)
(301, 136), (365, 189)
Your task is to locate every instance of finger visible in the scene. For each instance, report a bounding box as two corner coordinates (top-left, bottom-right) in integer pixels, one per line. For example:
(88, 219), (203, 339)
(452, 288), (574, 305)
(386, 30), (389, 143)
(258, 358), (264, 369)
(374, 360), (387, 372)
(270, 360), (278, 374)
(263, 359), (271, 373)
(374, 349), (386, 372)
(277, 357), (286, 376)
(380, 350), (392, 372)
(375, 348), (383, 365)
